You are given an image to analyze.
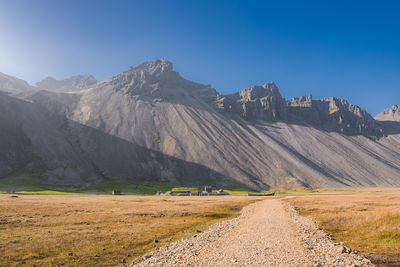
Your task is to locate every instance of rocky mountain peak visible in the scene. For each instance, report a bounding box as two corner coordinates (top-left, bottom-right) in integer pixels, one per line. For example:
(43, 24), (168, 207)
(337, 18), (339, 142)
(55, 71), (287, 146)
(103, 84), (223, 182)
(262, 82), (279, 91)
(287, 93), (313, 108)
(375, 104), (400, 122)
(238, 82), (280, 100)
(103, 59), (217, 104)
(132, 58), (173, 75)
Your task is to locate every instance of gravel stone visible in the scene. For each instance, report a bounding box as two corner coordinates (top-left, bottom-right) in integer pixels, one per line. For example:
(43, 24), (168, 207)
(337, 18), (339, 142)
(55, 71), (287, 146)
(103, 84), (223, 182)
(133, 199), (375, 266)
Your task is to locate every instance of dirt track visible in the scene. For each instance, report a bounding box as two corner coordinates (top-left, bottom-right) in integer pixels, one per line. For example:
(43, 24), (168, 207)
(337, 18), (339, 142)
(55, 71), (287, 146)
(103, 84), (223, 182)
(134, 199), (373, 266)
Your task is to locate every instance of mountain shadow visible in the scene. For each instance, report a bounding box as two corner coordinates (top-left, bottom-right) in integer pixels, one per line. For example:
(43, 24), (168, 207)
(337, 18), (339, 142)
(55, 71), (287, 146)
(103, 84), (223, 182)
(60, 118), (243, 188)
(0, 92), (247, 189)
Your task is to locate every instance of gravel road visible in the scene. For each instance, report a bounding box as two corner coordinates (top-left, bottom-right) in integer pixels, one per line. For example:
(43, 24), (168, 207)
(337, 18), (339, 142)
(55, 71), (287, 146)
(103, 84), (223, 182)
(134, 199), (374, 267)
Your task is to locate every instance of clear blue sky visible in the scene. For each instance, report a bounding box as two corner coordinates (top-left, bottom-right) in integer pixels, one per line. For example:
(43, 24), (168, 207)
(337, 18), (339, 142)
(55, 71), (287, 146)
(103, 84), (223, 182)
(0, 0), (399, 115)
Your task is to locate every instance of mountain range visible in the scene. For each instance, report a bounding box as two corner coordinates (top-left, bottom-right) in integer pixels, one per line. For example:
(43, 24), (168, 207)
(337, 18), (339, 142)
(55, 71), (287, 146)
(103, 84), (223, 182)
(1, 59), (400, 190)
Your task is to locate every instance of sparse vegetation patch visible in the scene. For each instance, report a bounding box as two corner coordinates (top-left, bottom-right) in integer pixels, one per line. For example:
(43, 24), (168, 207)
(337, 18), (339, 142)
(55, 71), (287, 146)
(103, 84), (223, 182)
(286, 188), (400, 266)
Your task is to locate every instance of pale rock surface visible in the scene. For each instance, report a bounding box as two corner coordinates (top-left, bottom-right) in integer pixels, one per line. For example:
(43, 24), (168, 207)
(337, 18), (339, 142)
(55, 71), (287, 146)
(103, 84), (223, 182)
(375, 104), (400, 122)
(287, 94), (382, 136)
(217, 82), (287, 121)
(36, 74), (98, 92)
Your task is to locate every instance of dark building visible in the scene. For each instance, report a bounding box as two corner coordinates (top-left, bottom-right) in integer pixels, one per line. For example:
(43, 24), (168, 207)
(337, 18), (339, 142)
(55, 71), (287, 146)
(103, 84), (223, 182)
(204, 186), (212, 193)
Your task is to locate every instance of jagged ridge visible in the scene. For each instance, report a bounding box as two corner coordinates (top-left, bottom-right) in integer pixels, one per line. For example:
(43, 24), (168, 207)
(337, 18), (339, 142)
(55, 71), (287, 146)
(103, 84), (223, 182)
(1, 59), (400, 190)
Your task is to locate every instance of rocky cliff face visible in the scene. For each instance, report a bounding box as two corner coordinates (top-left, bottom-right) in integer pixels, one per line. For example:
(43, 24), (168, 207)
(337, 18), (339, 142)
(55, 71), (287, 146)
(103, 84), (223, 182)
(108, 59), (217, 105)
(287, 94), (321, 123)
(36, 74), (98, 92)
(217, 82), (287, 121)
(1, 59), (400, 189)
(286, 94), (382, 136)
(217, 84), (382, 137)
(317, 97), (382, 136)
(376, 104), (400, 122)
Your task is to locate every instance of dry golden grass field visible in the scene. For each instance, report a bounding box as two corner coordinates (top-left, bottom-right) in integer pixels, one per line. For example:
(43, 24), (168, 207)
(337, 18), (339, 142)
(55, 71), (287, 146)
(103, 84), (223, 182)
(286, 188), (400, 266)
(0, 194), (260, 267)
(2, 188), (399, 267)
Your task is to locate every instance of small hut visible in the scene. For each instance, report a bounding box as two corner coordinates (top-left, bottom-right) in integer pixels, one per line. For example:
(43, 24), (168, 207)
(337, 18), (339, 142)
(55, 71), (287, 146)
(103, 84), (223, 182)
(217, 189), (228, 195)
(204, 186), (212, 193)
(170, 190), (191, 196)
(112, 190), (121, 195)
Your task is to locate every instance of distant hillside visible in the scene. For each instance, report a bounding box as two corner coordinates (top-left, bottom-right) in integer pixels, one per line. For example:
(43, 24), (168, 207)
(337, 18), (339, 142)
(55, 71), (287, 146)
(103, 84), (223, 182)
(36, 74), (98, 92)
(0, 72), (34, 94)
(0, 73), (97, 95)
